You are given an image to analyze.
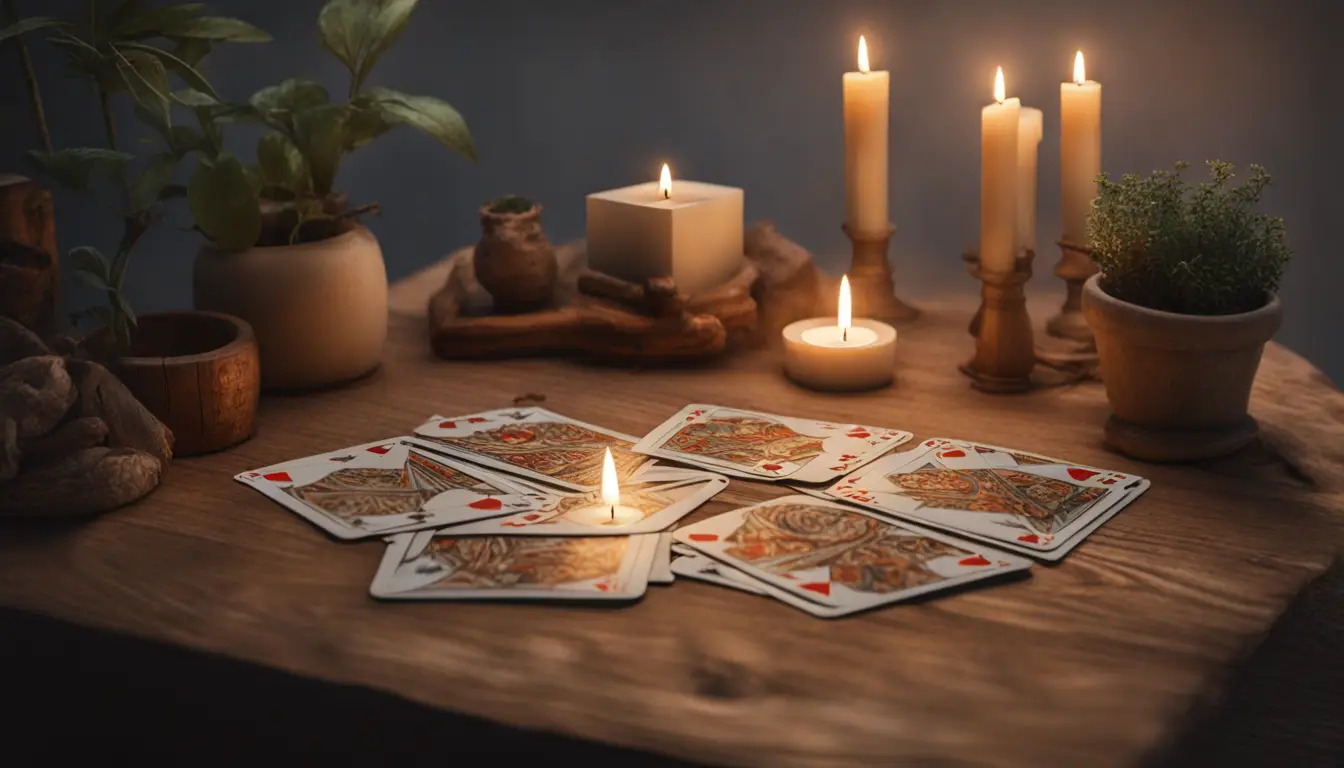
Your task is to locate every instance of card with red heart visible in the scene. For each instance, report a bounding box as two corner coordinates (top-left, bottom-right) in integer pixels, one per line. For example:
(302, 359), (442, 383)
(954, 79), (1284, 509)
(426, 465), (728, 537)
(406, 407), (652, 492)
(371, 530), (658, 601)
(632, 404), (912, 483)
(671, 495), (1031, 617)
(816, 440), (1148, 559)
(235, 439), (552, 540)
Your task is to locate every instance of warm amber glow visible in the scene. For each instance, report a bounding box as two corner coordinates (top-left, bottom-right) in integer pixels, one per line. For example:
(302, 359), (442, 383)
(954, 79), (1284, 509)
(1073, 50), (1086, 84)
(601, 448), (620, 507)
(658, 163), (671, 199)
(838, 274), (852, 331)
(994, 66), (1006, 103)
(857, 35), (870, 73)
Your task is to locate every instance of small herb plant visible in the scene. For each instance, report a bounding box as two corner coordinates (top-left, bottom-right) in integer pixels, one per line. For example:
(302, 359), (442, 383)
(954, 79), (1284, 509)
(1088, 161), (1292, 316)
(193, 0), (477, 250)
(4, 0), (269, 352)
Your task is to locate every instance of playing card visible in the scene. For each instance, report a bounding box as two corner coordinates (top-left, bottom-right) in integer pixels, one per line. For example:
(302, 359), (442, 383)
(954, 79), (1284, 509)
(407, 407), (652, 492)
(424, 466), (728, 536)
(236, 439), (550, 540)
(649, 532), (675, 584)
(673, 495), (1031, 616)
(370, 530), (658, 601)
(670, 553), (768, 595)
(818, 439), (1147, 559)
(633, 404), (912, 483)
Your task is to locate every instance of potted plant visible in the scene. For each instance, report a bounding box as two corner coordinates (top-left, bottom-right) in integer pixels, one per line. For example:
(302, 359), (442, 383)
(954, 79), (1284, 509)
(17, 1), (269, 455)
(1082, 161), (1292, 462)
(191, 0), (477, 391)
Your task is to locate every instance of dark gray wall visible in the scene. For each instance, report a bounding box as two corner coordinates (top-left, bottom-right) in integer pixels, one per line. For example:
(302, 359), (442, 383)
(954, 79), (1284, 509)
(3, 0), (1340, 382)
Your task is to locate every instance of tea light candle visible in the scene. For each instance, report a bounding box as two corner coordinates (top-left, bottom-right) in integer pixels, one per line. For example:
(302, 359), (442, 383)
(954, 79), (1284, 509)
(570, 448), (644, 526)
(783, 276), (896, 391)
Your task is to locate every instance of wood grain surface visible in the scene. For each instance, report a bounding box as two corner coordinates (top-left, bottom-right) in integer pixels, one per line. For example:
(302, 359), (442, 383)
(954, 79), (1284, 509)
(1, 268), (1341, 767)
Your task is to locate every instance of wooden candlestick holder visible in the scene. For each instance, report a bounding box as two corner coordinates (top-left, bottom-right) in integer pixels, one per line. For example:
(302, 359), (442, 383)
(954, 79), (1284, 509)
(1045, 239), (1098, 342)
(843, 223), (919, 323)
(962, 253), (1035, 393)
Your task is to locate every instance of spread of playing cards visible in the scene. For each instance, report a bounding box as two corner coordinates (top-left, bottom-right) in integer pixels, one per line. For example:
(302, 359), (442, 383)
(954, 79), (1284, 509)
(236, 405), (1149, 617)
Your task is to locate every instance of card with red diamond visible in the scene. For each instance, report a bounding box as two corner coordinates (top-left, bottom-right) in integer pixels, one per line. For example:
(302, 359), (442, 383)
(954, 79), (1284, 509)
(672, 495), (1030, 617)
(632, 404), (912, 483)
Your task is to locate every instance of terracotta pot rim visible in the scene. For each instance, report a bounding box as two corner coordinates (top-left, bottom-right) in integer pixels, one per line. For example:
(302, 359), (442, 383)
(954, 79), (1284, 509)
(118, 310), (256, 366)
(1083, 273), (1282, 351)
(478, 203), (543, 220)
(203, 223), (375, 257)
(1086, 273), (1280, 323)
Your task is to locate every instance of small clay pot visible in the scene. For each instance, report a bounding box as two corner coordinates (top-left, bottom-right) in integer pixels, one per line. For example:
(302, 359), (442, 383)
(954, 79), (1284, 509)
(1082, 274), (1282, 462)
(473, 203), (557, 313)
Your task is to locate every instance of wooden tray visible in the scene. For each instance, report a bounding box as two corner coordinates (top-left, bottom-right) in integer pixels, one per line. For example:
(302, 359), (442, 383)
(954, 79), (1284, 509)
(424, 224), (826, 363)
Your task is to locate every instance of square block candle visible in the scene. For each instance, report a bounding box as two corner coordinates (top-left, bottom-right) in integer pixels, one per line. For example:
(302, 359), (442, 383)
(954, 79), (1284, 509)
(586, 165), (744, 294)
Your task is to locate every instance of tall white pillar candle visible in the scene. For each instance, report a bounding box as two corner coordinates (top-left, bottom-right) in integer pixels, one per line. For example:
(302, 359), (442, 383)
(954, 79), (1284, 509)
(843, 36), (890, 234)
(980, 67), (1020, 274)
(1061, 51), (1102, 246)
(1016, 107), (1043, 255)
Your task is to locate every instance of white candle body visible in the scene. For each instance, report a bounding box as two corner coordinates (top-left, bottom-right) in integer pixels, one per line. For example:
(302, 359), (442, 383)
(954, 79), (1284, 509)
(843, 69), (890, 234)
(1060, 80), (1102, 246)
(1016, 107), (1043, 255)
(586, 180), (744, 294)
(569, 503), (644, 527)
(980, 97), (1021, 274)
(783, 317), (896, 391)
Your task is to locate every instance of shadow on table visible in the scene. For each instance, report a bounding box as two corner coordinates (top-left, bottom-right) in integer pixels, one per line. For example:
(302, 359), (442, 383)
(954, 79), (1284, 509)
(1, 607), (705, 765)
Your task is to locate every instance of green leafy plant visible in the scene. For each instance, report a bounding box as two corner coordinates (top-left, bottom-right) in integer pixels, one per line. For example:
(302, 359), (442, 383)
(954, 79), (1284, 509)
(487, 195), (536, 214)
(1088, 161), (1292, 316)
(190, 0), (477, 250)
(6, 0), (269, 353)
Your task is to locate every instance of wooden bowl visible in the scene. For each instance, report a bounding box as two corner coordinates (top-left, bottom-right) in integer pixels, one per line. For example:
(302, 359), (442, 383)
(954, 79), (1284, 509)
(112, 311), (260, 456)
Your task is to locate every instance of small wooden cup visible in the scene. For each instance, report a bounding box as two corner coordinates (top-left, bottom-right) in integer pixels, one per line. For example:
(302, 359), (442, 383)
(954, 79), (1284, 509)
(109, 311), (260, 456)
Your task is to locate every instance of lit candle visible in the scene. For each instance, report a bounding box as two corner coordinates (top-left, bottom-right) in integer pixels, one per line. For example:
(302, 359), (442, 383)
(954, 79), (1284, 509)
(1016, 108), (1043, 255)
(843, 35), (890, 234)
(586, 164), (744, 294)
(981, 66), (1021, 274)
(570, 448), (645, 526)
(1061, 51), (1101, 246)
(782, 275), (897, 391)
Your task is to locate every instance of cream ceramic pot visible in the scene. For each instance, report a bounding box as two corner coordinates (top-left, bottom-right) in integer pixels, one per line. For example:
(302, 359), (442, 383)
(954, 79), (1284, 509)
(194, 225), (387, 391)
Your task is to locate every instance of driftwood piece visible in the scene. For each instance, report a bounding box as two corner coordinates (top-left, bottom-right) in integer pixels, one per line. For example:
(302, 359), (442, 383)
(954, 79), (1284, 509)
(68, 359), (173, 466)
(0, 175), (58, 336)
(0, 355), (75, 438)
(20, 416), (108, 469)
(430, 254), (759, 362)
(0, 315), (50, 366)
(745, 221), (825, 336)
(0, 446), (161, 517)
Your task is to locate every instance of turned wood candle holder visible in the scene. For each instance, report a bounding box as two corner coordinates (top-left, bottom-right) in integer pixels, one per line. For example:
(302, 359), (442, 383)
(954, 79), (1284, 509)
(1046, 239), (1098, 342)
(962, 253), (1035, 393)
(843, 223), (919, 323)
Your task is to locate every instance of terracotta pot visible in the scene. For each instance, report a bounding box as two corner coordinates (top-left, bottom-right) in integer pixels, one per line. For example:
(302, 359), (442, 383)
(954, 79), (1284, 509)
(473, 203), (557, 313)
(1082, 274), (1282, 462)
(193, 224), (387, 391)
(109, 311), (259, 456)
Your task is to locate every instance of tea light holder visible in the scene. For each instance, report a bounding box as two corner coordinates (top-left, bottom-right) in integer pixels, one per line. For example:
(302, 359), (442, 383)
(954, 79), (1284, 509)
(783, 275), (897, 391)
(844, 222), (919, 323)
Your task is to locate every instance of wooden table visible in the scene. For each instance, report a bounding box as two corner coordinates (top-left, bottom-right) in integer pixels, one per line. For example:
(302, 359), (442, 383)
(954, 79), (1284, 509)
(3, 267), (1343, 767)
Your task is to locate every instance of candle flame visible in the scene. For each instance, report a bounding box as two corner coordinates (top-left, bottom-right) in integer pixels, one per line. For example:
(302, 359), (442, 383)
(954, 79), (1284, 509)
(858, 35), (870, 73)
(838, 274), (852, 332)
(1073, 50), (1086, 84)
(601, 447), (620, 507)
(659, 163), (671, 199)
(994, 66), (1006, 103)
